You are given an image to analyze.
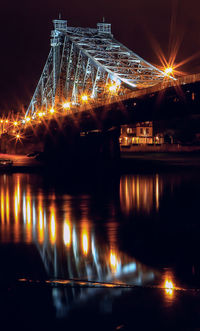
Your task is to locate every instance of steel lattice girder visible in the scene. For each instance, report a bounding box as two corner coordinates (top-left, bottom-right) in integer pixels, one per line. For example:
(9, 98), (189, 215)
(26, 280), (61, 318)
(26, 21), (167, 117)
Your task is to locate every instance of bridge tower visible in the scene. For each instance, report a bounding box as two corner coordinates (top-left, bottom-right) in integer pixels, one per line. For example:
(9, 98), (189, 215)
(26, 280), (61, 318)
(26, 18), (167, 117)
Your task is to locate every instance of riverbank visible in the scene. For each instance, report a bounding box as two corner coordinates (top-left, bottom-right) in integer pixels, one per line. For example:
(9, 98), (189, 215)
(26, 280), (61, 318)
(1, 149), (200, 175)
(120, 144), (200, 153)
(120, 151), (200, 171)
(0, 153), (43, 171)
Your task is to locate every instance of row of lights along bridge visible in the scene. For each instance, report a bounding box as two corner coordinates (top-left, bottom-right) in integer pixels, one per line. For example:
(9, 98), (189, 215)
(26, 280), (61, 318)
(0, 66), (174, 141)
(0, 80), (122, 140)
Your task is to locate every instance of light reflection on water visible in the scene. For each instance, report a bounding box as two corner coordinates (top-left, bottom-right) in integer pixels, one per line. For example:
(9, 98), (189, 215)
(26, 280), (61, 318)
(0, 174), (157, 273)
(120, 174), (163, 215)
(0, 173), (182, 316)
(163, 269), (176, 304)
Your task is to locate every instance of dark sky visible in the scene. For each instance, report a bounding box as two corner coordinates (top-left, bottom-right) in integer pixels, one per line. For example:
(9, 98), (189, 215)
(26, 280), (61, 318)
(1, 0), (200, 112)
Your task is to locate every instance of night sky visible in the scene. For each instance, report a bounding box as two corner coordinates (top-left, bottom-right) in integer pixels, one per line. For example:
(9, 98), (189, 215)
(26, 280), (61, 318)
(1, 0), (200, 112)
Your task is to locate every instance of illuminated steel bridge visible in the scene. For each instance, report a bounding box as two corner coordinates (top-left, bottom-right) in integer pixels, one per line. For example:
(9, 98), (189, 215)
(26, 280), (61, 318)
(25, 18), (168, 118)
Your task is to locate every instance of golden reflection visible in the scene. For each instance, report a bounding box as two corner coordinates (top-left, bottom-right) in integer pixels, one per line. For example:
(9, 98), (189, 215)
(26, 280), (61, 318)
(136, 176), (140, 209)
(26, 188), (31, 224)
(14, 176), (20, 223)
(164, 279), (174, 296)
(50, 205), (56, 244)
(82, 232), (89, 255)
(63, 220), (71, 247)
(82, 228), (89, 255)
(6, 188), (10, 223)
(120, 175), (162, 215)
(163, 271), (175, 301)
(109, 250), (119, 273)
(26, 186), (32, 243)
(155, 174), (159, 211)
(14, 176), (21, 242)
(1, 187), (5, 224)
(38, 194), (44, 244)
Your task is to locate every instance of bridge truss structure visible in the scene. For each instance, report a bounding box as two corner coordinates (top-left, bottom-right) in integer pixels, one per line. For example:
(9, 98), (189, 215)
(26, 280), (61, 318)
(26, 18), (167, 117)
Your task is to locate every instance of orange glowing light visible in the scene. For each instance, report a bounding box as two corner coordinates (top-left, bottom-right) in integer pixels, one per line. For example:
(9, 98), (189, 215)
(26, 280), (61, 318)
(6, 188), (9, 223)
(63, 220), (71, 247)
(164, 279), (174, 296)
(5, 120), (8, 124)
(38, 209), (44, 243)
(108, 84), (117, 93)
(49, 108), (55, 114)
(25, 117), (30, 122)
(14, 121), (18, 126)
(25, 186), (32, 243)
(110, 250), (118, 272)
(14, 178), (20, 224)
(14, 177), (20, 242)
(81, 95), (88, 102)
(37, 194), (44, 243)
(50, 206), (56, 244)
(0, 120), (3, 123)
(155, 174), (159, 210)
(1, 188), (5, 224)
(26, 197), (31, 224)
(63, 102), (70, 109)
(82, 229), (89, 255)
(164, 67), (174, 76)
(38, 112), (44, 117)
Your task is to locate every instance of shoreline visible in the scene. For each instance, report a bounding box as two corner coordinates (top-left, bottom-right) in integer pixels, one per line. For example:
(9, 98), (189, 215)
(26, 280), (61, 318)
(0, 150), (200, 175)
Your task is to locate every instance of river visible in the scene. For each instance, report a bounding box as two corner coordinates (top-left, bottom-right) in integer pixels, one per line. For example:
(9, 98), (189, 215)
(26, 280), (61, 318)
(0, 168), (200, 330)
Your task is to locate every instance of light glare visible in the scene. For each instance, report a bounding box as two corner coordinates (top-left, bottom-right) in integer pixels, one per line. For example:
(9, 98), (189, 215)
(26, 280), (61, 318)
(81, 95), (88, 102)
(63, 102), (70, 109)
(164, 67), (173, 76)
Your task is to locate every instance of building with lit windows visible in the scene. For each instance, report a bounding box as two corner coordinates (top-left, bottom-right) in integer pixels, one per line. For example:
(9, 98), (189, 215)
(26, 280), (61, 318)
(120, 122), (164, 146)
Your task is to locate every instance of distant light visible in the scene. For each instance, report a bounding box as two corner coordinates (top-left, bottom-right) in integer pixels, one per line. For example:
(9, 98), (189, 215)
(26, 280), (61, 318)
(14, 121), (18, 126)
(25, 117), (30, 122)
(16, 134), (20, 139)
(0, 120), (3, 123)
(81, 95), (88, 102)
(164, 67), (173, 76)
(5, 120), (8, 123)
(50, 108), (55, 114)
(63, 102), (70, 109)
(38, 112), (44, 117)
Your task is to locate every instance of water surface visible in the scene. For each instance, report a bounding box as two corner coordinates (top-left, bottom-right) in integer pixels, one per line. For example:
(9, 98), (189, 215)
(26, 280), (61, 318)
(0, 170), (200, 330)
